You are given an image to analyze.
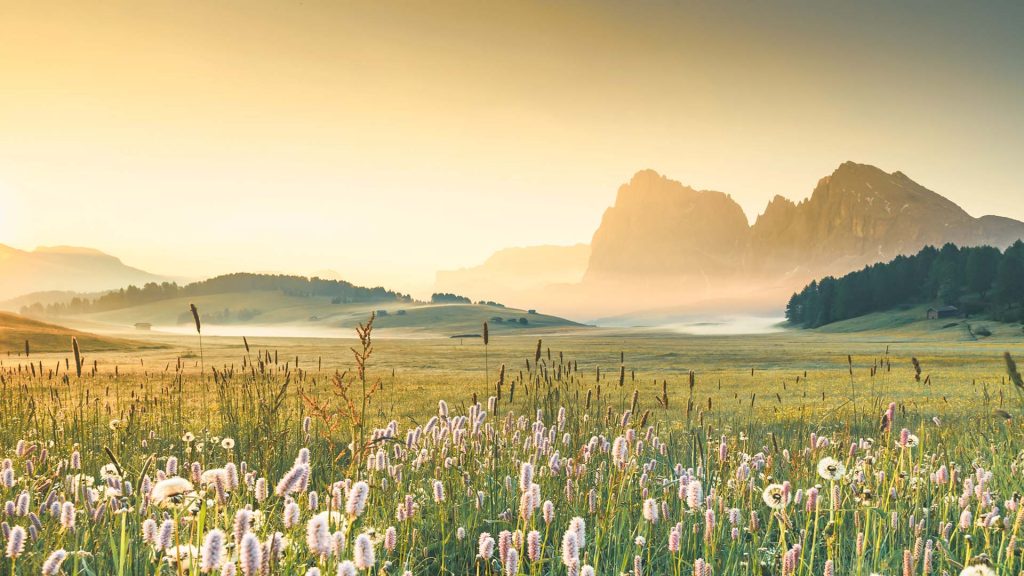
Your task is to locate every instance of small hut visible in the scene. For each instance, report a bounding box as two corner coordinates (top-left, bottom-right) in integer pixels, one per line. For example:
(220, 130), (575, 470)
(926, 306), (959, 320)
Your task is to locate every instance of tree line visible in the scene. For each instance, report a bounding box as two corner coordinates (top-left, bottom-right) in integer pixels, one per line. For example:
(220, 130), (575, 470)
(786, 241), (1024, 328)
(20, 273), (412, 317)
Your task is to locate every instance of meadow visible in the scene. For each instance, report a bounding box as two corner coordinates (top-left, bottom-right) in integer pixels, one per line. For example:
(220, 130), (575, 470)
(0, 317), (1022, 576)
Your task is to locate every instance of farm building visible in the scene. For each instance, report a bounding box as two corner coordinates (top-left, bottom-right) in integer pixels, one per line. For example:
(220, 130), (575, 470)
(926, 306), (959, 319)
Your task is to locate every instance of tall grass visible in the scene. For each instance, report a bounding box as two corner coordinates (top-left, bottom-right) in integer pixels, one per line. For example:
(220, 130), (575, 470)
(0, 326), (1019, 575)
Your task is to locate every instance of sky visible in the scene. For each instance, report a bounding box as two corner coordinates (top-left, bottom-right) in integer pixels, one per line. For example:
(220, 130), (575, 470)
(1, 1), (1023, 297)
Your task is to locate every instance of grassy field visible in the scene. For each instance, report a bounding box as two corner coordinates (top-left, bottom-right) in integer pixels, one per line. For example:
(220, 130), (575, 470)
(0, 319), (1021, 575)
(41, 294), (583, 338)
(0, 311), (155, 354)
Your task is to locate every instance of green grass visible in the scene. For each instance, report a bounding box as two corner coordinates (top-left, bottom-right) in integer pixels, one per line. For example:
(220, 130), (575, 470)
(0, 325), (1021, 575)
(51, 292), (582, 337)
(0, 311), (153, 354)
(813, 304), (1024, 341)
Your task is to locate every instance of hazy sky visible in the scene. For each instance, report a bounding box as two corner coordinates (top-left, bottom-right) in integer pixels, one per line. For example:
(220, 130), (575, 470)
(2, 1), (1022, 296)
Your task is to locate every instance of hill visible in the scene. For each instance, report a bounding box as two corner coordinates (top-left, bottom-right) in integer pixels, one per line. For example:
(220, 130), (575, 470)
(0, 312), (147, 354)
(0, 244), (168, 301)
(54, 293), (583, 337)
(14, 272), (585, 337)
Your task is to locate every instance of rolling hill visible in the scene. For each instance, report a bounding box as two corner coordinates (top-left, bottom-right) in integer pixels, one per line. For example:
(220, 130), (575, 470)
(0, 312), (148, 354)
(14, 272), (585, 337)
(53, 293), (583, 337)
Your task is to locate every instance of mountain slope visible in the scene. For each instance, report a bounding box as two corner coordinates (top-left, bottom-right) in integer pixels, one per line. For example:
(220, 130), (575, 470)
(749, 162), (1024, 277)
(452, 162), (1024, 319)
(585, 169), (750, 282)
(0, 244), (167, 301)
(0, 312), (147, 353)
(580, 163), (1024, 308)
(434, 244), (590, 308)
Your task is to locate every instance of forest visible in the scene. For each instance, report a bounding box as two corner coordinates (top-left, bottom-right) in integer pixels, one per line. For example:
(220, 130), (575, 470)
(786, 240), (1024, 327)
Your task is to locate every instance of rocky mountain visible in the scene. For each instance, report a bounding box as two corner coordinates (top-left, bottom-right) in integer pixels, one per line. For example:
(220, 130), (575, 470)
(584, 169), (750, 286)
(0, 244), (167, 301)
(581, 162), (1024, 310)
(448, 162), (1024, 319)
(748, 161), (1024, 279)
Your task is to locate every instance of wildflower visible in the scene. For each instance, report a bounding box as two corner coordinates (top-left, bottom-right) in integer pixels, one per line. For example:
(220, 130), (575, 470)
(307, 514), (331, 557)
(346, 481), (370, 517)
(612, 436), (629, 468)
(142, 518), (158, 545)
(233, 508), (253, 545)
(959, 509), (973, 530)
(238, 533), (262, 576)
(479, 533), (495, 559)
(432, 479), (445, 503)
(224, 462), (239, 489)
(569, 516), (586, 547)
(275, 464), (309, 497)
(41, 549), (67, 576)
(505, 547), (519, 575)
(221, 438), (235, 450)
(200, 529), (226, 573)
(337, 560), (357, 576)
(561, 529), (579, 566)
(151, 477), (195, 508)
(158, 519), (175, 550)
(762, 483), (789, 510)
(817, 457), (847, 481)
(255, 478), (268, 501)
(353, 533), (375, 570)
(5, 525), (25, 558)
(687, 480), (704, 509)
(183, 432), (196, 443)
(283, 501), (300, 529)
(384, 526), (397, 551)
(527, 530), (541, 561)
(519, 462), (534, 492)
(668, 526), (681, 552)
(60, 501), (76, 530)
(581, 566), (595, 576)
(642, 498), (659, 523)
(164, 545), (200, 570)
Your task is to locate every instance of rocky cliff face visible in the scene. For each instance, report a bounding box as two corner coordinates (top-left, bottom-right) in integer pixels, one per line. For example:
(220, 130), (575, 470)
(584, 169), (750, 287)
(584, 162), (1024, 296)
(436, 162), (1024, 318)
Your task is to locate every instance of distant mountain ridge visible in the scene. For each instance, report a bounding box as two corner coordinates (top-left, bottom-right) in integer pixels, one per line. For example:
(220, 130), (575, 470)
(439, 162), (1024, 318)
(434, 244), (590, 307)
(0, 244), (167, 301)
(588, 162), (1024, 285)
